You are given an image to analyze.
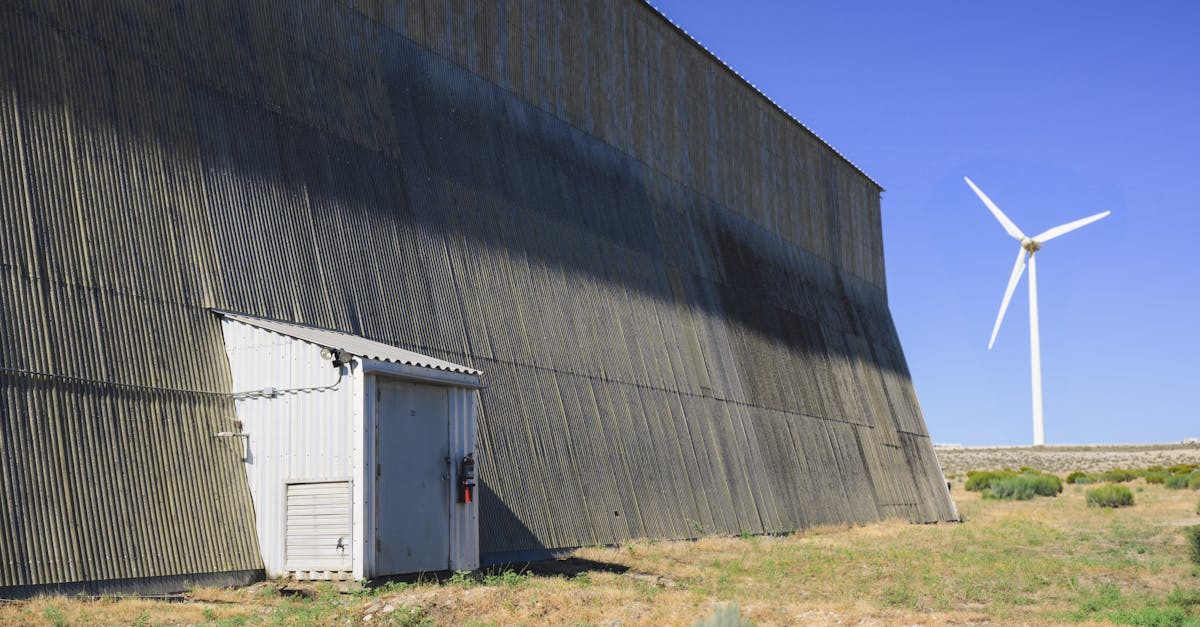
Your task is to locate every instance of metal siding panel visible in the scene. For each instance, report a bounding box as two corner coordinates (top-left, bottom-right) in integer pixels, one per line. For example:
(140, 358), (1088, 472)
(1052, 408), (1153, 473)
(221, 320), (358, 578)
(448, 388), (480, 571)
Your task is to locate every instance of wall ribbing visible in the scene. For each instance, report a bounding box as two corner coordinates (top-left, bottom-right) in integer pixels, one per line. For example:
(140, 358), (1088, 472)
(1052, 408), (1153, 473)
(0, 0), (955, 591)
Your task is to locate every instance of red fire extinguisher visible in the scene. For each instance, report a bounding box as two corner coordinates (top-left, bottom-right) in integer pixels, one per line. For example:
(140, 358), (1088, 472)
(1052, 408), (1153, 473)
(458, 453), (476, 504)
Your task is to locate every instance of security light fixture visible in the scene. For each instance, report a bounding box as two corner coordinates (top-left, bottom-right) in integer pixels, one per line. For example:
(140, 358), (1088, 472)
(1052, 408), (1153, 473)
(321, 347), (353, 368)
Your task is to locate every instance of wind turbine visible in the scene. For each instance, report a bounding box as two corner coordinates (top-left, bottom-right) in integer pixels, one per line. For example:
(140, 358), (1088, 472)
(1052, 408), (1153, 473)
(965, 176), (1110, 446)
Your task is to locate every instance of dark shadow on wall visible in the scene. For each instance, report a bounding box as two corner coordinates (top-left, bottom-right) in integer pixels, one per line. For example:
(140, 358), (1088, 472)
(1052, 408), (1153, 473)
(476, 478), (545, 558)
(0, 1), (912, 382)
(0, 570), (264, 601)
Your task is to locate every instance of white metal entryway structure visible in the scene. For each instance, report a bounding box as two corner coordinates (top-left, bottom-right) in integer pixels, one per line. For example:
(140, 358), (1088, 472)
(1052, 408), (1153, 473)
(216, 311), (484, 580)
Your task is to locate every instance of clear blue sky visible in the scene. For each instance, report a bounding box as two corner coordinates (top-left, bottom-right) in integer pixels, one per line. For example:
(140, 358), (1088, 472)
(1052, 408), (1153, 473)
(652, 1), (1200, 445)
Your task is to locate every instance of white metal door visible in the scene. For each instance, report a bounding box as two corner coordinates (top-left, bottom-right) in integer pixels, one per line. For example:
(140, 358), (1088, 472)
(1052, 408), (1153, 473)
(285, 480), (353, 576)
(375, 380), (450, 574)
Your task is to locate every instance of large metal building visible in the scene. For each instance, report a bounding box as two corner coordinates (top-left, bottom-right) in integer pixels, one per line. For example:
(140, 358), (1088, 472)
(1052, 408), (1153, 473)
(0, 0), (956, 596)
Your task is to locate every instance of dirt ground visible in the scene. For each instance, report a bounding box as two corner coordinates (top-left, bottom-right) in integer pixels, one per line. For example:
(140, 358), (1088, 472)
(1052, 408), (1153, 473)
(935, 442), (1200, 476)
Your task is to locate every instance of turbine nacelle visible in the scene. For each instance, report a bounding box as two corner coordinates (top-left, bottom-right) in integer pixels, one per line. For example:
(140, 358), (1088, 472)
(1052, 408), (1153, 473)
(963, 176), (1110, 447)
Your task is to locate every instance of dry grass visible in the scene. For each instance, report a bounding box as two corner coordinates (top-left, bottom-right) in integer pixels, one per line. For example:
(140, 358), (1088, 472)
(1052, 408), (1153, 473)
(4, 476), (1200, 625)
(0, 589), (258, 626)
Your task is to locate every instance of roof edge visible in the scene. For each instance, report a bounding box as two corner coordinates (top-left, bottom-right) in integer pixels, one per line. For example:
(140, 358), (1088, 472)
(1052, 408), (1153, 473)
(361, 359), (487, 390)
(638, 1), (884, 192)
(212, 309), (483, 378)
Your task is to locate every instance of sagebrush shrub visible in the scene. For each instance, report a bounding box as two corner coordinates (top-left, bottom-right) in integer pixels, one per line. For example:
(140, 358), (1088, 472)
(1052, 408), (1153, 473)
(1034, 472), (1064, 495)
(1144, 471), (1169, 485)
(965, 471), (1007, 492)
(1066, 471), (1091, 484)
(1165, 474), (1191, 490)
(979, 472), (1062, 500)
(1189, 473), (1200, 490)
(1086, 484), (1134, 508)
(1099, 469), (1137, 483)
(984, 476), (1036, 500)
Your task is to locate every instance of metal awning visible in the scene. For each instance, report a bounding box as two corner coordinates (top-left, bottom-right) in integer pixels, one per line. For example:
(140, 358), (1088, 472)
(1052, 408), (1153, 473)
(214, 310), (482, 377)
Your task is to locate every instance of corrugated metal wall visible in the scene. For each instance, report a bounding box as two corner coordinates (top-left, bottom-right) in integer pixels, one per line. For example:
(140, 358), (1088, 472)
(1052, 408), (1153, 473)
(0, 0), (955, 591)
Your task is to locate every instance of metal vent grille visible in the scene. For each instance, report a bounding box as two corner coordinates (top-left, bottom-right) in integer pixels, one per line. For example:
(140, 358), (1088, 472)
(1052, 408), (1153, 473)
(285, 481), (353, 580)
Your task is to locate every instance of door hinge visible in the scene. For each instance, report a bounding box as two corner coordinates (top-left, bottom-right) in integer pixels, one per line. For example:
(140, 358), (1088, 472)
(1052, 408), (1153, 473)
(375, 463), (381, 478)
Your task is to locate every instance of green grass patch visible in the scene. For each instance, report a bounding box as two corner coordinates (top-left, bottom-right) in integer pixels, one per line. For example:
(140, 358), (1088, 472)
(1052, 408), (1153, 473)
(482, 568), (530, 588)
(1169, 588), (1200, 609)
(386, 606), (435, 626)
(42, 605), (66, 627)
(1187, 526), (1200, 565)
(1105, 605), (1197, 626)
(1073, 584), (1200, 626)
(1086, 484), (1135, 508)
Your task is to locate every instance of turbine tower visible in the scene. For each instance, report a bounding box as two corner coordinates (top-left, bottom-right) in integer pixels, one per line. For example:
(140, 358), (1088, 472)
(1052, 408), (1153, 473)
(965, 177), (1110, 446)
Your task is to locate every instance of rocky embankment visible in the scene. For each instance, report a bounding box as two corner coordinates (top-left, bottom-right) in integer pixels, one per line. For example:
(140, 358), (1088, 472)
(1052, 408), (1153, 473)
(935, 442), (1200, 476)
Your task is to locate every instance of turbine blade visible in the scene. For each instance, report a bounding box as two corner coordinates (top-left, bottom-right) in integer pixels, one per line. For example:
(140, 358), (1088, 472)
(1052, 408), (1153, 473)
(988, 247), (1028, 350)
(965, 176), (1026, 240)
(1032, 210), (1111, 243)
